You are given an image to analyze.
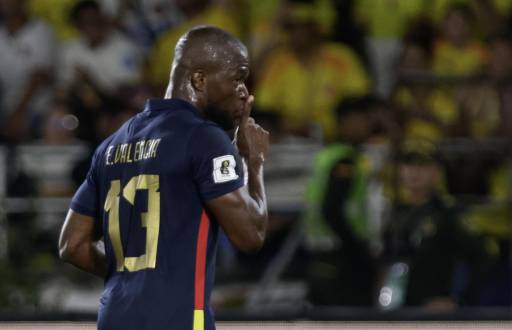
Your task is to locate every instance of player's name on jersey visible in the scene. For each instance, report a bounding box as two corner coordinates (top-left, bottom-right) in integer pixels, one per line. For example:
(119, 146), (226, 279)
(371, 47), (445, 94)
(105, 138), (162, 165)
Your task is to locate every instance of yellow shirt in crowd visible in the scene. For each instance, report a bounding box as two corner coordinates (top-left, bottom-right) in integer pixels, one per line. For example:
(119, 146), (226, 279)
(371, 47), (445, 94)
(433, 40), (487, 76)
(395, 87), (459, 141)
(355, 0), (425, 39)
(429, 0), (512, 22)
(255, 43), (369, 141)
(395, 84), (500, 141)
(28, 0), (80, 41)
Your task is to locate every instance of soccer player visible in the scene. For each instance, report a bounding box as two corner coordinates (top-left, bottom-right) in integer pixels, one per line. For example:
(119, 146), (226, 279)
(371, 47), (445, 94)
(58, 26), (269, 330)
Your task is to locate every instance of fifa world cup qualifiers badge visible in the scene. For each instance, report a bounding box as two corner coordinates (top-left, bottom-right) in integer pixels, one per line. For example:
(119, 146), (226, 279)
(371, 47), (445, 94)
(213, 155), (238, 183)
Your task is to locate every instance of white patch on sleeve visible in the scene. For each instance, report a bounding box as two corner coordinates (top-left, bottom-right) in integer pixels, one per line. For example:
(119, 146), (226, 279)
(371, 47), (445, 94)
(213, 155), (239, 183)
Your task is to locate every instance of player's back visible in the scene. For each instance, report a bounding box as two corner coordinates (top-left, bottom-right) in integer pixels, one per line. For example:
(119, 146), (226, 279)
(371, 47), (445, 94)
(72, 99), (244, 330)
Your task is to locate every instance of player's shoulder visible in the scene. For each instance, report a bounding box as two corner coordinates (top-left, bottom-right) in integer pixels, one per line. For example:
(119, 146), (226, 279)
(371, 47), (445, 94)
(191, 120), (231, 142)
(90, 134), (117, 167)
(187, 121), (234, 157)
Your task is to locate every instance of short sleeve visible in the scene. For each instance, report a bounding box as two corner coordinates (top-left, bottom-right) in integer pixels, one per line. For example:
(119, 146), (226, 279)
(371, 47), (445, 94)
(189, 124), (244, 201)
(70, 152), (100, 218)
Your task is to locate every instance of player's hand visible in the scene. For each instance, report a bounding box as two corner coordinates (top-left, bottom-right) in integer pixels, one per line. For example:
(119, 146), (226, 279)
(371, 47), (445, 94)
(237, 95), (269, 164)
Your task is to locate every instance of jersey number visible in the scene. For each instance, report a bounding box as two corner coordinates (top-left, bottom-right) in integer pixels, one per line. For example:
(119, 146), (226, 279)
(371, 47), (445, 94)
(104, 175), (160, 272)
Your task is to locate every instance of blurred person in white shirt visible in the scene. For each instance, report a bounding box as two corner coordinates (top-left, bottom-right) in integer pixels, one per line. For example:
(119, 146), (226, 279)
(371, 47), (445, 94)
(58, 0), (143, 95)
(0, 0), (57, 143)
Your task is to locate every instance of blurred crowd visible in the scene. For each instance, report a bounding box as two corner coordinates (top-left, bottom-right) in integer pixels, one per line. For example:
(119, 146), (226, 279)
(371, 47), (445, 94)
(1, 0), (512, 312)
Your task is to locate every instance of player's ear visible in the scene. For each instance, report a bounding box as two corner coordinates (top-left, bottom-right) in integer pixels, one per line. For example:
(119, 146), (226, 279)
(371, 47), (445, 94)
(191, 70), (206, 92)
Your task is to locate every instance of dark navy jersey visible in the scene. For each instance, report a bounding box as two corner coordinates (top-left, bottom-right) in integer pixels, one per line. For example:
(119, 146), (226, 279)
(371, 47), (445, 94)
(70, 98), (244, 330)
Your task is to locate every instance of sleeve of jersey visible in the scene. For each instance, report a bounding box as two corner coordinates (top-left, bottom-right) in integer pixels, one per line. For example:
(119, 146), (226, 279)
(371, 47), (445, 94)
(189, 124), (244, 201)
(69, 153), (100, 218)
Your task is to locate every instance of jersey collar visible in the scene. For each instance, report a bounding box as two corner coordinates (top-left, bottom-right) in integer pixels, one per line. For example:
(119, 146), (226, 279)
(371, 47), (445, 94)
(144, 98), (199, 115)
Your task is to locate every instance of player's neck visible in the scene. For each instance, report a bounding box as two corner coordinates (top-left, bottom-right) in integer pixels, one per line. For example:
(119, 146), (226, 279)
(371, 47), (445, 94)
(164, 83), (205, 115)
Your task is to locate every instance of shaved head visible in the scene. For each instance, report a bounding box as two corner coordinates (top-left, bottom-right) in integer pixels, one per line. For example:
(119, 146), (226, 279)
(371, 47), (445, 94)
(165, 26), (251, 131)
(169, 26), (247, 90)
(176, 26), (246, 65)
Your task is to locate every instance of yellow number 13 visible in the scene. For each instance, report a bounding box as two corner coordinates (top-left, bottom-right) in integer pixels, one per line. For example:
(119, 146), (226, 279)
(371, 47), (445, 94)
(104, 175), (160, 272)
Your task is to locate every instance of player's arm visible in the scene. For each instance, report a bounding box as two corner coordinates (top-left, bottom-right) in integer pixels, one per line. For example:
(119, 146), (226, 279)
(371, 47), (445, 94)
(59, 147), (107, 278)
(206, 157), (267, 253)
(59, 209), (107, 278)
(206, 96), (269, 253)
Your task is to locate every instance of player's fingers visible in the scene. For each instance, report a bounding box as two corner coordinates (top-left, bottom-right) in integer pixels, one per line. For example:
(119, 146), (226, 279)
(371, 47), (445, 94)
(247, 95), (254, 109)
(241, 95), (254, 125)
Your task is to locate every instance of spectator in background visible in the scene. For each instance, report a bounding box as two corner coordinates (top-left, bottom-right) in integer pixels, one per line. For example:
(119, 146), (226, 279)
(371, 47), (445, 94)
(255, 0), (369, 142)
(394, 17), (500, 142)
(0, 0), (57, 143)
(331, 0), (367, 67)
(40, 102), (80, 145)
(393, 25), (461, 142)
(462, 168), (512, 306)
(145, 0), (241, 94)
(115, 0), (183, 52)
(245, 0), (285, 72)
(395, 20), (436, 78)
(57, 0), (143, 144)
(433, 3), (487, 77)
(247, 0), (336, 74)
(28, 0), (157, 43)
(484, 30), (512, 138)
(380, 141), (488, 309)
(451, 33), (512, 302)
(58, 0), (143, 96)
(26, 0), (80, 42)
(428, 0), (512, 37)
(354, 0), (425, 97)
(304, 96), (385, 306)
